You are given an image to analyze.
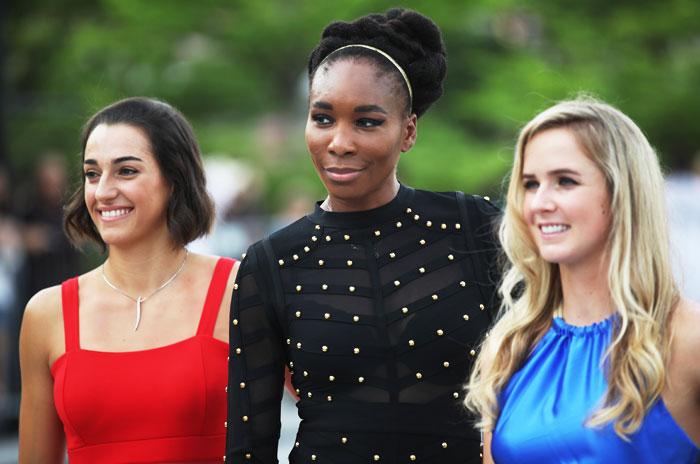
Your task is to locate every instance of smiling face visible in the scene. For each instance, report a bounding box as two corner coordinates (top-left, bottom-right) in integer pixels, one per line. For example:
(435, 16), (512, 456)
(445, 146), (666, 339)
(305, 58), (417, 212)
(521, 127), (612, 272)
(83, 123), (171, 248)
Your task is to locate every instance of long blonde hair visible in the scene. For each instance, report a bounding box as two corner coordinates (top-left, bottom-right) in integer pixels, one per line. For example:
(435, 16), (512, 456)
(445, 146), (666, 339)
(465, 96), (679, 438)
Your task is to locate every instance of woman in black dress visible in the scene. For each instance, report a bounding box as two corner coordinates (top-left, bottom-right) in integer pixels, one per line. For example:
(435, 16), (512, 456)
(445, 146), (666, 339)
(226, 9), (499, 463)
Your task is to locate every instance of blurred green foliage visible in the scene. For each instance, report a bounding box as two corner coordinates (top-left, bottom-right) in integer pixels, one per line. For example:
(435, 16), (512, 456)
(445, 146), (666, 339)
(6, 0), (700, 208)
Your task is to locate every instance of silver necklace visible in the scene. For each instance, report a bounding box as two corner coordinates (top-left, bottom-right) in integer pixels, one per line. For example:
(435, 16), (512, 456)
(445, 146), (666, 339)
(100, 250), (189, 331)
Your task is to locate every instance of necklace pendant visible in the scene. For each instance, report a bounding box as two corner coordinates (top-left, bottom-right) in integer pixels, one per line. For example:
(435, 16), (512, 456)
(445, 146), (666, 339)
(134, 296), (143, 331)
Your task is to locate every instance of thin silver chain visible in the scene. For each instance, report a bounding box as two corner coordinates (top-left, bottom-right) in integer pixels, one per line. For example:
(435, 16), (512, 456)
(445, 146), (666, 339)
(100, 250), (189, 330)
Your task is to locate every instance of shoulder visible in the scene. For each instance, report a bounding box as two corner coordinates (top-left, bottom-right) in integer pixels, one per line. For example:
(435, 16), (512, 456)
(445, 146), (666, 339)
(24, 285), (63, 325)
(269, 216), (316, 248)
(669, 298), (700, 379)
(20, 284), (65, 360)
(670, 298), (700, 349)
(189, 252), (239, 285)
(414, 188), (501, 220)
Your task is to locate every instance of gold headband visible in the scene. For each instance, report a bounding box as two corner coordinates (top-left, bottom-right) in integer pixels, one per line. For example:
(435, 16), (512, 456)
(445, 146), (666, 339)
(324, 44), (413, 103)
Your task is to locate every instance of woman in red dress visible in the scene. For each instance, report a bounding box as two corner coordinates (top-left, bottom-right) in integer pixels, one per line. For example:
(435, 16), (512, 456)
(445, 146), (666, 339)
(18, 97), (238, 463)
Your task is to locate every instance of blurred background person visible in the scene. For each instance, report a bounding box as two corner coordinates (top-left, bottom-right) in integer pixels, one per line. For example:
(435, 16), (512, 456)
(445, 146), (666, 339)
(0, 167), (24, 431)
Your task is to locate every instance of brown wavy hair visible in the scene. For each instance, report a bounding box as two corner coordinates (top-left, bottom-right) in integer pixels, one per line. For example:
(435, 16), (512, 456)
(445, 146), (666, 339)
(64, 97), (214, 250)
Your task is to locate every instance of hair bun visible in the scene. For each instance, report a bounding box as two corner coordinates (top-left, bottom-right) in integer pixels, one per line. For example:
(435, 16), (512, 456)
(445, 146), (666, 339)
(308, 8), (447, 117)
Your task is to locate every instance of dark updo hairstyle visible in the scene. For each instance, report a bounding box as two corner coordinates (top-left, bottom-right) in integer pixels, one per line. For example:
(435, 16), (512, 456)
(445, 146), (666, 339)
(64, 97), (215, 250)
(307, 8), (447, 118)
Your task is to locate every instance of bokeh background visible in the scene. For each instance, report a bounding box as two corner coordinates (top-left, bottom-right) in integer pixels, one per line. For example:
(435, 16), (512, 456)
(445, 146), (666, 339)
(2, 0), (700, 461)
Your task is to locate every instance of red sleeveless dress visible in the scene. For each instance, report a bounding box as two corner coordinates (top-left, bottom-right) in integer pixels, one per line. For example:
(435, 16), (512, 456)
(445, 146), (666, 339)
(51, 257), (235, 463)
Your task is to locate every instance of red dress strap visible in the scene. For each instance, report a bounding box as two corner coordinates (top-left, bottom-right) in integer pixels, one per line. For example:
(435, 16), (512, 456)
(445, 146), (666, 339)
(60, 277), (81, 352)
(197, 257), (236, 337)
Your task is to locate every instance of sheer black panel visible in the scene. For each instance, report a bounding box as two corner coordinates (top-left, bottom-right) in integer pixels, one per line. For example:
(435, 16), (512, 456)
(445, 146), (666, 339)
(226, 185), (500, 463)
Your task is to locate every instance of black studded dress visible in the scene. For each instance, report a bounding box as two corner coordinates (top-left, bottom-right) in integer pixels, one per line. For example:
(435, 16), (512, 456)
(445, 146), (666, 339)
(226, 185), (501, 463)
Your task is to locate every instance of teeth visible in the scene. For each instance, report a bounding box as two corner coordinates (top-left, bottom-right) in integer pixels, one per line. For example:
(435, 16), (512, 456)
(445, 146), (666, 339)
(101, 208), (130, 218)
(541, 224), (568, 234)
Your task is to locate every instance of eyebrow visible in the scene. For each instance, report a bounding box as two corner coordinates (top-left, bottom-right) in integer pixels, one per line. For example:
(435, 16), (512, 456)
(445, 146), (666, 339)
(522, 168), (581, 178)
(84, 156), (144, 166)
(354, 104), (387, 114)
(311, 101), (388, 114)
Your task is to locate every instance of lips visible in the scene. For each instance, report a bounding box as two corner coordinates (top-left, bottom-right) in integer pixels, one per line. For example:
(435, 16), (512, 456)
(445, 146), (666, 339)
(324, 166), (364, 183)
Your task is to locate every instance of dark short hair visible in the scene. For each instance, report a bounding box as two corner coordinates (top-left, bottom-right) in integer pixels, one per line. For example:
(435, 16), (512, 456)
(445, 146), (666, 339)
(64, 97), (214, 249)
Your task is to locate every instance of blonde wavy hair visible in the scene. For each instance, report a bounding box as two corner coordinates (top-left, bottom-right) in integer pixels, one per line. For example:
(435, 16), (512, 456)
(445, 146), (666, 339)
(464, 96), (679, 438)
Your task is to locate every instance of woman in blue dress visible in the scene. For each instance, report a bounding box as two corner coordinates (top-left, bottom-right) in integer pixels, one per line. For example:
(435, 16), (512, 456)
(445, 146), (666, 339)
(465, 97), (700, 463)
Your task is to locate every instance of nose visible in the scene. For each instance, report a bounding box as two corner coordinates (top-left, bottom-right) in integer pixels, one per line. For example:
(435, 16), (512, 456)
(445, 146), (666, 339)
(327, 123), (356, 157)
(94, 174), (118, 202)
(529, 185), (556, 213)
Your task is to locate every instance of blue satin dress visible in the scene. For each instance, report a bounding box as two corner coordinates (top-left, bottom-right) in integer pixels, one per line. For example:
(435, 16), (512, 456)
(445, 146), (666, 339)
(492, 315), (699, 463)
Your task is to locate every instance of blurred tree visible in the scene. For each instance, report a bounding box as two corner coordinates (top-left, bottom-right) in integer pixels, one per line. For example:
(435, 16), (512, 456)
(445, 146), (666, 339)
(5, 0), (700, 206)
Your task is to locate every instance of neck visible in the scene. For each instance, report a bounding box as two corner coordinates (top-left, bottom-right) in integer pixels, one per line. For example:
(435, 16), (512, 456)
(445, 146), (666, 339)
(558, 254), (615, 326)
(103, 236), (186, 297)
(322, 178), (400, 212)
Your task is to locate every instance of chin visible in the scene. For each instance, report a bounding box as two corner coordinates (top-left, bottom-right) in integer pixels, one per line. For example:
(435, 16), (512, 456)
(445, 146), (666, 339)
(536, 247), (572, 265)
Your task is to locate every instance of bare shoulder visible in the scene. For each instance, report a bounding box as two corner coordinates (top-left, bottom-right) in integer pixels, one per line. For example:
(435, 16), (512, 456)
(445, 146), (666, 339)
(23, 285), (63, 329)
(670, 298), (700, 348)
(188, 252), (240, 284)
(669, 298), (700, 378)
(20, 284), (65, 365)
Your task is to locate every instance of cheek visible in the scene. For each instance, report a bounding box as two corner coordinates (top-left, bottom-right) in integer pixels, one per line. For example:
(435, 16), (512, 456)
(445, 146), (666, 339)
(84, 184), (95, 207)
(521, 194), (535, 224)
(304, 127), (324, 159)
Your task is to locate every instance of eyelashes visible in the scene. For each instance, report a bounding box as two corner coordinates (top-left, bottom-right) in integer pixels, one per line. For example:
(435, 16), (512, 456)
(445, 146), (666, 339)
(522, 176), (579, 190)
(83, 167), (139, 181)
(310, 114), (386, 128)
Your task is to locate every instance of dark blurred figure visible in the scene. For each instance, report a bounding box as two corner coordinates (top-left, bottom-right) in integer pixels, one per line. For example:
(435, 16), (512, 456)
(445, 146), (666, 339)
(0, 166), (24, 431)
(5, 154), (80, 425)
(19, 154), (80, 296)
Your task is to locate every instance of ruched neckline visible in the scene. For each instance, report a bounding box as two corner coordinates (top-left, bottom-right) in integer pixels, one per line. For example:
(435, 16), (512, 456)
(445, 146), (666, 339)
(551, 313), (616, 337)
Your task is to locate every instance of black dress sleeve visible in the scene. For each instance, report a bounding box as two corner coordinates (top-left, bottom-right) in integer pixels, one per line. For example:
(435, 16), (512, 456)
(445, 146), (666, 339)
(458, 193), (503, 324)
(226, 242), (286, 463)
